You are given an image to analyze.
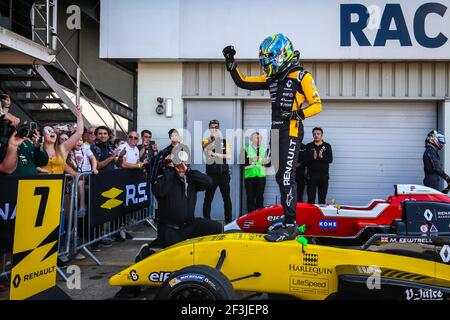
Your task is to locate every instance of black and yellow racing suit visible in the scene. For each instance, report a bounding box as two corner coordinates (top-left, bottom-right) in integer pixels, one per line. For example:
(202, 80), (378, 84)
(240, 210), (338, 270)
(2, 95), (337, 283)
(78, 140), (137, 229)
(227, 63), (322, 223)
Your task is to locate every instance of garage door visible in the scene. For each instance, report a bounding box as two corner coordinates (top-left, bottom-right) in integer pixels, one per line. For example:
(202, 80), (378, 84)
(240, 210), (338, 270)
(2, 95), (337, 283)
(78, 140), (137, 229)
(243, 101), (437, 207)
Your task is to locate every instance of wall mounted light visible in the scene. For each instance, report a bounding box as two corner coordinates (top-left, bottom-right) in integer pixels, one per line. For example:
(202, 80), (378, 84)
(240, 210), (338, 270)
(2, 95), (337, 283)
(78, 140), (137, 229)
(165, 98), (173, 118)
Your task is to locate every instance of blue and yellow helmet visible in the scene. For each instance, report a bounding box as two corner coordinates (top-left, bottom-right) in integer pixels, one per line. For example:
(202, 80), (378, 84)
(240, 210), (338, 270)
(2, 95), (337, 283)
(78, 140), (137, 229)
(259, 33), (295, 77)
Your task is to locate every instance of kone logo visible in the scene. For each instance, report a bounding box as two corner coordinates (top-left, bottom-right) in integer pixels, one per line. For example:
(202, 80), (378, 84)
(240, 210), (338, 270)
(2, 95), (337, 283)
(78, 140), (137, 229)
(341, 3), (448, 48)
(100, 187), (123, 210)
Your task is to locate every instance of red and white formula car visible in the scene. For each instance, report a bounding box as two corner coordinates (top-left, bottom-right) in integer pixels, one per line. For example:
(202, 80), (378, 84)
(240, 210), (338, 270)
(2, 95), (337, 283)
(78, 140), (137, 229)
(224, 185), (450, 245)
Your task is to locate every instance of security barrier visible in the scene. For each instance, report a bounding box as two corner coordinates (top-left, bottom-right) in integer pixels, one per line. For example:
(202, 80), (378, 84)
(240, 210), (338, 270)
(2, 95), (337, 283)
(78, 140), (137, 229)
(70, 169), (154, 265)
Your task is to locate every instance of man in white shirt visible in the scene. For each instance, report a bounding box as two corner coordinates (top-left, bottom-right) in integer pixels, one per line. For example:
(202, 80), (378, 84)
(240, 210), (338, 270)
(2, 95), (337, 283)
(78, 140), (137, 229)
(117, 131), (144, 169)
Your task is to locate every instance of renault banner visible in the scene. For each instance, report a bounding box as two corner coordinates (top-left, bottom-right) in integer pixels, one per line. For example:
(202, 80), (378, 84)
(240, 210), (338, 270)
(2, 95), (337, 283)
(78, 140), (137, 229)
(8, 175), (64, 300)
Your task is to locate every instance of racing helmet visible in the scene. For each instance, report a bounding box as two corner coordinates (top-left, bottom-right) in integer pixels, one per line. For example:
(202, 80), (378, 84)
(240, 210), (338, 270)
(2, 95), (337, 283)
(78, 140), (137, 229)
(259, 33), (295, 77)
(426, 130), (446, 149)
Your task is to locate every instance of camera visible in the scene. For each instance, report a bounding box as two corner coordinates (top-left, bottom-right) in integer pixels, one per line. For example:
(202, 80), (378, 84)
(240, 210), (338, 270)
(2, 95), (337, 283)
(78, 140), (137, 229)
(0, 119), (37, 139)
(16, 122), (37, 139)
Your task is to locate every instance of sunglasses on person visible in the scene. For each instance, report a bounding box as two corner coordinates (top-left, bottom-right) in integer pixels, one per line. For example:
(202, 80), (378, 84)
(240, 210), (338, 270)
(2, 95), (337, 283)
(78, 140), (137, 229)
(128, 135), (139, 140)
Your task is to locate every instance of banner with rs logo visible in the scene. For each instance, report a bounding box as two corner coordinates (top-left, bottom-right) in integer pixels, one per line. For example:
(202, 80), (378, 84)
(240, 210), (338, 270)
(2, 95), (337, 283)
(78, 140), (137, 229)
(89, 169), (150, 227)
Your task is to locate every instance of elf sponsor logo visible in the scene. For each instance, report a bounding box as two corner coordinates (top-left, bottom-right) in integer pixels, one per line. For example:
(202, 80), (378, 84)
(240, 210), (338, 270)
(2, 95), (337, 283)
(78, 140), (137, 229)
(290, 276), (329, 295)
(319, 219), (338, 230)
(405, 288), (444, 301)
(267, 215), (283, 222)
(148, 271), (172, 282)
(289, 264), (333, 275)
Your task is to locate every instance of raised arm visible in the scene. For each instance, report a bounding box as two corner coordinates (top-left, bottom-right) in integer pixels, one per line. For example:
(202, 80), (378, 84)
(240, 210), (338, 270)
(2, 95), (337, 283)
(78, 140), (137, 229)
(223, 46), (269, 91)
(61, 105), (84, 155)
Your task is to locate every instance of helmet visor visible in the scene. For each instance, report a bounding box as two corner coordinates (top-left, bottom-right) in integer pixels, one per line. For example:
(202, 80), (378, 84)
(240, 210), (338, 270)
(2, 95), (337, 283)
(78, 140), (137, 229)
(259, 52), (274, 67)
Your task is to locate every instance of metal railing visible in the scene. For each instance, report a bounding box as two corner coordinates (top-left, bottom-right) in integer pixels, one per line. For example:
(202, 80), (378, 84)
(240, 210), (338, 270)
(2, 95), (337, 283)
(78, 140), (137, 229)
(68, 171), (155, 265)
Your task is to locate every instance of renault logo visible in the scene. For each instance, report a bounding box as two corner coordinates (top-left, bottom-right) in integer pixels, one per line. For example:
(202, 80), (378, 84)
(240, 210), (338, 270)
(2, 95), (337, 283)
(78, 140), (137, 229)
(423, 209), (433, 222)
(440, 245), (450, 264)
(100, 187), (123, 209)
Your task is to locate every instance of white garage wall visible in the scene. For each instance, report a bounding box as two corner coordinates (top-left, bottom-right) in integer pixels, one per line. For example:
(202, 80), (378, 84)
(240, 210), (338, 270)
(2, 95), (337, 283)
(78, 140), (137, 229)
(244, 101), (437, 206)
(137, 63), (184, 148)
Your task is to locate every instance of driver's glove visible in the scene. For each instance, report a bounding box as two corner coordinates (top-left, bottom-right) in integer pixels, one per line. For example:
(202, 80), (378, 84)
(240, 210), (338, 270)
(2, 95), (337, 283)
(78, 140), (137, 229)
(222, 45), (237, 71)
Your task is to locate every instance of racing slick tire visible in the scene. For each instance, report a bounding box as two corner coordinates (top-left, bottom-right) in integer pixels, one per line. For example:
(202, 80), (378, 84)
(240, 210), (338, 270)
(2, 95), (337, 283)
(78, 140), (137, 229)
(155, 265), (236, 300)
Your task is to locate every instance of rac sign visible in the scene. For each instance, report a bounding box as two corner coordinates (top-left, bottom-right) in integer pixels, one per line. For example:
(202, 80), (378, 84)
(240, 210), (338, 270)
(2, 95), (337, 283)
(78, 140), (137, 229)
(341, 3), (448, 48)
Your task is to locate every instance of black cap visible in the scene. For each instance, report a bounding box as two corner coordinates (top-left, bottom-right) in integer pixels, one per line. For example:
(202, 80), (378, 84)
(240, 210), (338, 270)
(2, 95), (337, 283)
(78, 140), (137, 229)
(209, 120), (220, 128)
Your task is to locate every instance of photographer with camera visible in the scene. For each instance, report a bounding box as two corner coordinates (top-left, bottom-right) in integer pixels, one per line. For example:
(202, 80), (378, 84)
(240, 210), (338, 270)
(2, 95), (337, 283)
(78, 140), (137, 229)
(135, 147), (222, 262)
(0, 94), (48, 176)
(138, 129), (158, 175)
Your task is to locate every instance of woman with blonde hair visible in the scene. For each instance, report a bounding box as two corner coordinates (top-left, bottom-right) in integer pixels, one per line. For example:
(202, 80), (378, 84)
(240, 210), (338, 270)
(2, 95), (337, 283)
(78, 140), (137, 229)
(39, 105), (84, 174)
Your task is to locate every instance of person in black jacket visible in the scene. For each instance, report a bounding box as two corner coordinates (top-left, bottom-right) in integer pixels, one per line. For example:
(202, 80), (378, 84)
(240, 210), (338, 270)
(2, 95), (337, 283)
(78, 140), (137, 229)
(305, 127), (333, 204)
(135, 154), (223, 262)
(157, 152), (222, 235)
(423, 130), (450, 190)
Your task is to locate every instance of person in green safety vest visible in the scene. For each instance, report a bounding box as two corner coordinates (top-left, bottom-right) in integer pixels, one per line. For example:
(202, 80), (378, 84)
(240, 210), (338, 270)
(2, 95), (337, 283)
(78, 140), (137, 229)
(243, 132), (269, 213)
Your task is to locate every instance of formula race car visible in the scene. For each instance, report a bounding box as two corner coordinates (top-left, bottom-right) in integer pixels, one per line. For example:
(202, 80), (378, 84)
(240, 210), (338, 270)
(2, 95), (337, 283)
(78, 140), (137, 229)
(109, 199), (450, 300)
(224, 184), (450, 246)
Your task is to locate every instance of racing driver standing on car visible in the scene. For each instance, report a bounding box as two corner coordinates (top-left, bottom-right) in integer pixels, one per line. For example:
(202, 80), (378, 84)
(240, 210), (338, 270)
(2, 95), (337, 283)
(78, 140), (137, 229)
(423, 130), (450, 190)
(223, 34), (322, 242)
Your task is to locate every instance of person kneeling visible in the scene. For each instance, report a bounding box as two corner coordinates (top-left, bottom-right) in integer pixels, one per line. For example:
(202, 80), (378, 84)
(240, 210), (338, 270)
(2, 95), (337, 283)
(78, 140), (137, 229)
(136, 153), (222, 262)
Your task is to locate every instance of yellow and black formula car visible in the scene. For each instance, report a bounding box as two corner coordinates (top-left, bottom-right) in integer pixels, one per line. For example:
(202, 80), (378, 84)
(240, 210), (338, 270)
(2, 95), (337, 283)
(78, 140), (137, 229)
(109, 201), (450, 300)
